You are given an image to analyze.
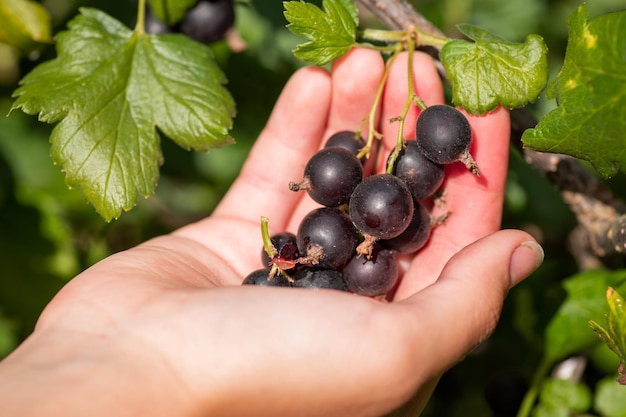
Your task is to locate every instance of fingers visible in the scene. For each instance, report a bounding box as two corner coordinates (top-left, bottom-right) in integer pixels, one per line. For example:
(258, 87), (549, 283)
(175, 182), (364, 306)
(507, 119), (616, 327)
(210, 66), (332, 230)
(326, 48), (387, 136)
(393, 230), (543, 379)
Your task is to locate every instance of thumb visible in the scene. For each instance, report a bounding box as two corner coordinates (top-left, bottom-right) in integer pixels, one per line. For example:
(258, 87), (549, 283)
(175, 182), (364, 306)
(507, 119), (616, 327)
(396, 229), (544, 377)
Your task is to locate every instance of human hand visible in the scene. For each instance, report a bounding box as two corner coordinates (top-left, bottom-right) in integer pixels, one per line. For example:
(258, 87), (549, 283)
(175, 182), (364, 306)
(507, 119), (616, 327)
(0, 48), (543, 417)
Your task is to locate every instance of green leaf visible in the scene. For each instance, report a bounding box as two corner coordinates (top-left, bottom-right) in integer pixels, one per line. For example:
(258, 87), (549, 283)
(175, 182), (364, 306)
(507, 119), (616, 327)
(283, 0), (358, 65)
(594, 376), (626, 417)
(440, 24), (548, 114)
(589, 287), (626, 372)
(146, 0), (196, 26)
(538, 378), (592, 413)
(522, 5), (626, 178)
(456, 23), (507, 43)
(11, 8), (235, 221)
(544, 269), (626, 362)
(0, 0), (52, 53)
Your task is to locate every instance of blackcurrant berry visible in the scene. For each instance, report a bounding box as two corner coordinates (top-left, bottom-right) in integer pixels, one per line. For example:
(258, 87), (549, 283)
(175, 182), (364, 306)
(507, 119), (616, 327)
(324, 131), (367, 162)
(349, 173), (414, 241)
(381, 202), (431, 254)
(292, 268), (348, 291)
(290, 147), (363, 207)
(177, 0), (235, 44)
(415, 105), (479, 175)
(389, 140), (445, 200)
(343, 246), (399, 297)
(260, 232), (299, 269)
(242, 269), (292, 287)
(296, 207), (359, 270)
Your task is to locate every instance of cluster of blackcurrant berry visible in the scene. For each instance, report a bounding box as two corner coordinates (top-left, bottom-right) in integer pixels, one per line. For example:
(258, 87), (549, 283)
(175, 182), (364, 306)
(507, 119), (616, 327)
(242, 104), (478, 298)
(145, 0), (235, 44)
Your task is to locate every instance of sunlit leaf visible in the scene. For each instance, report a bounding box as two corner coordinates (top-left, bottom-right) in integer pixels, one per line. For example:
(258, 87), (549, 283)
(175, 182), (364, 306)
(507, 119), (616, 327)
(11, 8), (235, 220)
(441, 24), (548, 114)
(283, 0), (358, 65)
(522, 5), (626, 178)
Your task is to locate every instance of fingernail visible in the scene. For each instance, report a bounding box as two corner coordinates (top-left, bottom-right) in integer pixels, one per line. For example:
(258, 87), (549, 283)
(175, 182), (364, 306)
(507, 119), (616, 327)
(509, 241), (544, 286)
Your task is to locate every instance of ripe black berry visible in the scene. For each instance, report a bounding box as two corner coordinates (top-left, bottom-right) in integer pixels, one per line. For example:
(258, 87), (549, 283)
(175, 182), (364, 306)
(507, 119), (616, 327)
(242, 269), (292, 287)
(292, 269), (348, 291)
(324, 131), (367, 162)
(381, 202), (431, 254)
(290, 147), (363, 207)
(296, 207), (359, 269)
(389, 140), (445, 200)
(343, 246), (399, 297)
(415, 105), (479, 175)
(260, 231), (299, 269)
(349, 173), (414, 241)
(177, 0), (235, 44)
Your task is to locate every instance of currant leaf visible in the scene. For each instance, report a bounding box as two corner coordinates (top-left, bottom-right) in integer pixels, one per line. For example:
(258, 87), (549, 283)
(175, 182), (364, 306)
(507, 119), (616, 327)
(146, 0), (197, 26)
(283, 0), (358, 65)
(441, 24), (548, 114)
(544, 269), (626, 362)
(0, 0), (52, 53)
(11, 8), (235, 221)
(589, 287), (626, 377)
(522, 5), (626, 178)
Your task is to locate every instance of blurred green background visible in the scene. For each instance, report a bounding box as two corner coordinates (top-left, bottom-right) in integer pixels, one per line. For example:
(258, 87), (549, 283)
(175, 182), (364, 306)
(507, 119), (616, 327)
(1, 0), (626, 416)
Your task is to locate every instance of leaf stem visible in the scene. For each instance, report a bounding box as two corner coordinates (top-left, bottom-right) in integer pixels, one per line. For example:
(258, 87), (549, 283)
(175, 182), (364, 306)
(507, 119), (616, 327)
(135, 0), (146, 33)
(359, 28), (406, 43)
(359, 27), (450, 49)
(357, 42), (405, 54)
(516, 355), (552, 417)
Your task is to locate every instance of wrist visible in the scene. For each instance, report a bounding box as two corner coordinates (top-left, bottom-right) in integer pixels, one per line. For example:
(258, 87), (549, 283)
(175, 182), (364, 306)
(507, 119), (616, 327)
(0, 326), (196, 417)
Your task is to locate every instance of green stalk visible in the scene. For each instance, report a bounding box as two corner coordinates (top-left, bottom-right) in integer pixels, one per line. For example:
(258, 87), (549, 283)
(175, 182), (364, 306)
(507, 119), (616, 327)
(135, 0), (146, 33)
(360, 28), (406, 43)
(359, 27), (450, 49)
(260, 216), (278, 260)
(356, 44), (403, 161)
(416, 31), (450, 48)
(384, 35), (427, 174)
(516, 356), (552, 417)
(386, 35), (417, 174)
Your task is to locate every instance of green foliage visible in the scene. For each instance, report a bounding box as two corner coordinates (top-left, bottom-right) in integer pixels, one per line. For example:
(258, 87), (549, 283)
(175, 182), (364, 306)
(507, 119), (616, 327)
(589, 287), (626, 380)
(283, 0), (357, 65)
(11, 8), (235, 221)
(0, 0), (52, 54)
(532, 378), (592, 417)
(594, 376), (626, 417)
(146, 0), (197, 26)
(441, 24), (548, 114)
(522, 4), (626, 178)
(544, 269), (626, 362)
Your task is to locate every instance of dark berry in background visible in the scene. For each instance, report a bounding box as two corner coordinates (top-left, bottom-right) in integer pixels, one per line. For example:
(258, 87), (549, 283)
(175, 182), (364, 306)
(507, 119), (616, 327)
(177, 0), (235, 44)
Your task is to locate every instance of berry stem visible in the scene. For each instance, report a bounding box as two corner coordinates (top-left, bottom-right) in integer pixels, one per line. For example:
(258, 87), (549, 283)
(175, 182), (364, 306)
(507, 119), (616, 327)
(260, 216), (278, 260)
(357, 44), (402, 161)
(386, 32), (421, 174)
